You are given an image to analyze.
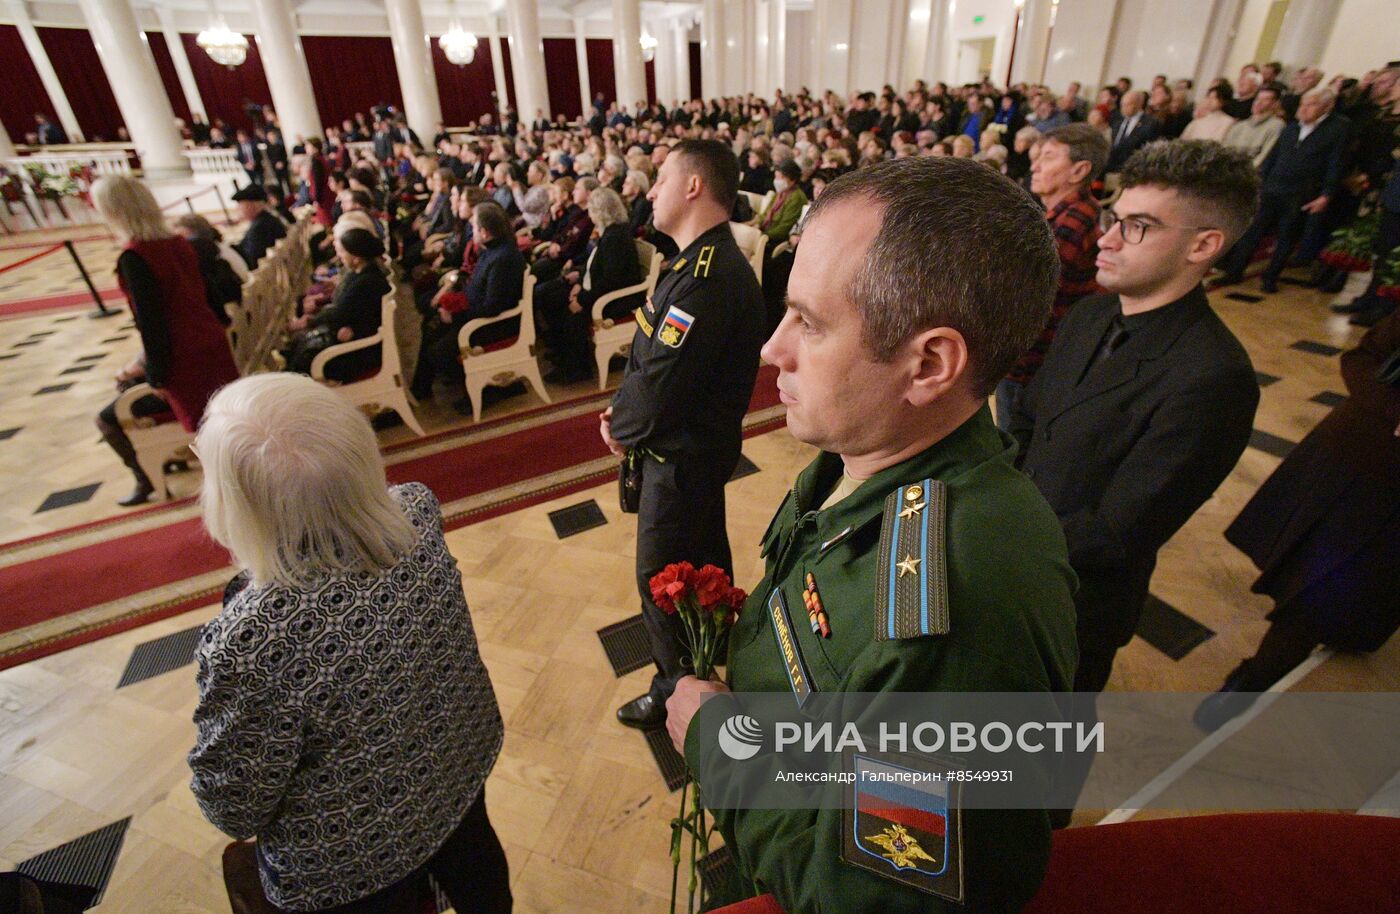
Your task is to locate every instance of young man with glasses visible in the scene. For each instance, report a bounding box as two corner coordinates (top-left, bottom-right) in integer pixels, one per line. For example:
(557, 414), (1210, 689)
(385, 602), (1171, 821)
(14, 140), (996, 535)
(1008, 139), (1262, 700)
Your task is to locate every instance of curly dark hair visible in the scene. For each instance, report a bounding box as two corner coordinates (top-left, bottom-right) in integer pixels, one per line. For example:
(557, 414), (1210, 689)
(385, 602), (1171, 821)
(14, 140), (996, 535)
(1119, 139), (1260, 244)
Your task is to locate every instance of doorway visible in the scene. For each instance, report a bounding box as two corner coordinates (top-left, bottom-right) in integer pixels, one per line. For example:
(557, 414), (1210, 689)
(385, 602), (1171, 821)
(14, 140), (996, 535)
(956, 37), (997, 84)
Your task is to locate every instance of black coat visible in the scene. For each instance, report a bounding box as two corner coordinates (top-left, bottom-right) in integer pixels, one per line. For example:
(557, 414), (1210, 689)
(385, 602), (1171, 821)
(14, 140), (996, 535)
(237, 209), (287, 269)
(1224, 311), (1400, 651)
(578, 224), (645, 319)
(1106, 113), (1161, 172)
(1010, 287), (1260, 650)
(1259, 115), (1351, 200)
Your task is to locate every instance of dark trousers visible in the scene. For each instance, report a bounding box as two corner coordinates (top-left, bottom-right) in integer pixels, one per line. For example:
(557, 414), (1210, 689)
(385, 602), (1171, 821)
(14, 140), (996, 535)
(1222, 191), (1308, 282)
(1227, 613), (1323, 693)
(411, 314), (468, 394)
(1357, 205), (1400, 308)
(97, 392), (168, 486)
(1048, 624), (1121, 828)
(636, 450), (739, 700)
(534, 278), (590, 374)
(275, 789), (511, 914)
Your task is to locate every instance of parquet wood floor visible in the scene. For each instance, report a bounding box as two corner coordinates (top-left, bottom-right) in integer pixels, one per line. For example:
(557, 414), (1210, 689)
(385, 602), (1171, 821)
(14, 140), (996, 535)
(1, 248), (1395, 911)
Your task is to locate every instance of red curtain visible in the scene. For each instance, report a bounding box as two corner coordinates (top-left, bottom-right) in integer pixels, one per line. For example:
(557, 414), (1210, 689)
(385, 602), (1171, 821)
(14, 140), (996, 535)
(180, 33), (273, 133)
(689, 42), (702, 102)
(431, 37), (500, 126)
(145, 32), (192, 125)
(0, 25), (57, 140)
(36, 27), (124, 141)
(500, 40), (517, 112)
(542, 38), (581, 121)
(301, 36), (403, 131)
(585, 39), (616, 108)
(645, 60), (656, 106)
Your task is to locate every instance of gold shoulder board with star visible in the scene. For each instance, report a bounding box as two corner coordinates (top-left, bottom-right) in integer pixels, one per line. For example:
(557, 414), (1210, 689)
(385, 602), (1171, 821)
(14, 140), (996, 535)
(873, 479), (950, 641)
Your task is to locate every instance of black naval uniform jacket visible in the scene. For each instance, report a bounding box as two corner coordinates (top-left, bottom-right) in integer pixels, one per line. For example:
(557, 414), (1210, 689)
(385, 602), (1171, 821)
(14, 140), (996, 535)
(609, 220), (766, 458)
(1009, 286), (1259, 657)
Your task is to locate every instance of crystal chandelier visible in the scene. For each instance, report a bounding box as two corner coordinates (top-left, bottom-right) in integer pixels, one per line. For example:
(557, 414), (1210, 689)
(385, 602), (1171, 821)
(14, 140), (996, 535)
(640, 31), (658, 63)
(196, 20), (248, 68)
(440, 23), (479, 66)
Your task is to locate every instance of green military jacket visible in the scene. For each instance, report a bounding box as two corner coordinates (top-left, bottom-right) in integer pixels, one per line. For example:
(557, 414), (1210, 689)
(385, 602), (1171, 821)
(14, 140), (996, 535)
(685, 406), (1079, 913)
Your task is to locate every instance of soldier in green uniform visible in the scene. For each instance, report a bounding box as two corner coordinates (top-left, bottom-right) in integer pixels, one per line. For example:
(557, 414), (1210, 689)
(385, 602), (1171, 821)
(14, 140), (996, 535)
(666, 157), (1080, 913)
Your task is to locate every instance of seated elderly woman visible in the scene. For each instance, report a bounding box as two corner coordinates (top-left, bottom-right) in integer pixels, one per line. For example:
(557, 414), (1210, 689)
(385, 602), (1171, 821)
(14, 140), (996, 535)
(283, 228), (389, 381)
(533, 187), (644, 383)
(189, 374), (509, 914)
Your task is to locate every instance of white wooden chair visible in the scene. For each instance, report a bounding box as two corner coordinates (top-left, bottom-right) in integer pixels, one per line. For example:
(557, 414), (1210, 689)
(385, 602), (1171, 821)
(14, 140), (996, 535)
(729, 222), (768, 283)
(309, 279), (426, 436)
(592, 239), (661, 390)
(113, 385), (194, 501)
(457, 271), (550, 421)
(770, 203), (812, 258)
(739, 190), (775, 222)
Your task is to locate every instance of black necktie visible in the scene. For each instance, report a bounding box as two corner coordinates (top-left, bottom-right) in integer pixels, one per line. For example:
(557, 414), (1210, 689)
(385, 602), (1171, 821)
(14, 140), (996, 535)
(1082, 315), (1129, 383)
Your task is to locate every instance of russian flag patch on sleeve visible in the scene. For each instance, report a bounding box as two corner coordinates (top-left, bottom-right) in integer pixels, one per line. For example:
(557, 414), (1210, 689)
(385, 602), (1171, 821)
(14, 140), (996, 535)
(658, 306), (695, 349)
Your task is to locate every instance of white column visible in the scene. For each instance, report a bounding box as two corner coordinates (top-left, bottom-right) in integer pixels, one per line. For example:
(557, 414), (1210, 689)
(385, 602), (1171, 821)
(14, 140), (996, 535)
(1195, 0), (1245, 92)
(651, 18), (673, 105)
(155, 5), (206, 121)
(1272, 0), (1342, 70)
(249, 0), (323, 143)
(75, 0), (187, 176)
(755, 0), (770, 96)
(701, 0), (723, 100)
(922, 0), (950, 85)
(769, 0), (787, 96)
(384, 0), (443, 144)
(672, 19), (691, 102)
(574, 18), (592, 117)
(612, 0), (647, 112)
(505, 0), (549, 119)
(487, 18), (509, 116)
(1010, 0), (1054, 85)
(0, 119), (15, 159)
(3, 0), (85, 142)
(811, 0), (853, 97)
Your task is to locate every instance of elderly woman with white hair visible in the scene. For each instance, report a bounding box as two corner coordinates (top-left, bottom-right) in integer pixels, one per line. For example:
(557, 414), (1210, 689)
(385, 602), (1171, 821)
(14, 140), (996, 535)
(621, 168), (653, 236)
(533, 186), (643, 383)
(189, 374), (509, 914)
(91, 175), (239, 505)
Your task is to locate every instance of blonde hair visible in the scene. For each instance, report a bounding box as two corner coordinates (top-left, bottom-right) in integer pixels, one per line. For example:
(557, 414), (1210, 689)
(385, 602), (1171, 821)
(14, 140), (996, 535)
(197, 374), (418, 589)
(588, 187), (629, 231)
(92, 175), (173, 242)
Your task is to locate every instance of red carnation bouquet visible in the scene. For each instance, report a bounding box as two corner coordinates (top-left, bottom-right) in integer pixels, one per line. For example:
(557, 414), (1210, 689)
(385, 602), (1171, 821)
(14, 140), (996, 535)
(649, 561), (747, 914)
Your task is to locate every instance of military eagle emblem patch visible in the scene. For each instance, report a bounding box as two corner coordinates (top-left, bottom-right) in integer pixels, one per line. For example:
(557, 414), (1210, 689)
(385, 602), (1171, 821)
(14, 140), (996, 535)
(842, 752), (965, 903)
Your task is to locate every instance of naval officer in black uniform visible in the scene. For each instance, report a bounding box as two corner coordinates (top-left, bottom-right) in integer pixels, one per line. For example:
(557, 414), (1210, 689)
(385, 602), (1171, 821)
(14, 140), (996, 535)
(601, 139), (767, 729)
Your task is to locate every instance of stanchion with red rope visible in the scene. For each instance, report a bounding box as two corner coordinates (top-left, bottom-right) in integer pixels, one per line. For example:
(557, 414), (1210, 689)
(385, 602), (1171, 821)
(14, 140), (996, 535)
(64, 239), (118, 318)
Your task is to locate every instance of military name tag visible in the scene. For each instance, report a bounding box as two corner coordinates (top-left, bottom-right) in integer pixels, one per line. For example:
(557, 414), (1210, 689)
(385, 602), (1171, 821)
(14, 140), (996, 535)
(767, 588), (815, 707)
(841, 751), (965, 904)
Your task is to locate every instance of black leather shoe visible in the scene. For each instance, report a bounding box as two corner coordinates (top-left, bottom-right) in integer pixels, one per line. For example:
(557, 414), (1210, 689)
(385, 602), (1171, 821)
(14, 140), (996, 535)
(1350, 305), (1396, 327)
(617, 693), (667, 730)
(1192, 689), (1259, 733)
(118, 480), (155, 507)
(1331, 297), (1371, 314)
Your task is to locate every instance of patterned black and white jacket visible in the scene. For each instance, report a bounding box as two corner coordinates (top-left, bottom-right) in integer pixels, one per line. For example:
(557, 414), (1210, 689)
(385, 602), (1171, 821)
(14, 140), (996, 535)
(189, 482), (503, 910)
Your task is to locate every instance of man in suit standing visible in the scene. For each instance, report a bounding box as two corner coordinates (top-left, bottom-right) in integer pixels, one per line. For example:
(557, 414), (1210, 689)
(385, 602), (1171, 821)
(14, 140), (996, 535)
(1010, 140), (1261, 700)
(33, 113), (69, 145)
(393, 118), (421, 150)
(1105, 91), (1159, 173)
(235, 129), (264, 186)
(372, 119), (395, 163)
(1218, 88), (1350, 292)
(264, 128), (290, 196)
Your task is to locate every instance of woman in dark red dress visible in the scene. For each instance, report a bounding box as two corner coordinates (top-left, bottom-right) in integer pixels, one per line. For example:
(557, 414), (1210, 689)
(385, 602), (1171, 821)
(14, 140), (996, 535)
(92, 176), (239, 505)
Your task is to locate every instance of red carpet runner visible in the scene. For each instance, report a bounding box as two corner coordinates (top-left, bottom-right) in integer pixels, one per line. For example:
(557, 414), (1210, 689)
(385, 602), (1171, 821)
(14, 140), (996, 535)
(0, 366), (783, 669)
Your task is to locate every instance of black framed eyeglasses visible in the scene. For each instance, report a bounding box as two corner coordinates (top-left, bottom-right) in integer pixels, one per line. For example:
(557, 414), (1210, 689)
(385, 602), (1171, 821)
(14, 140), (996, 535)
(1101, 212), (1215, 245)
